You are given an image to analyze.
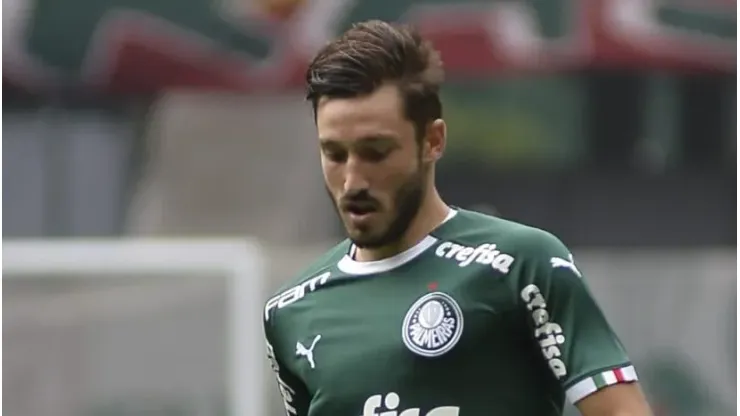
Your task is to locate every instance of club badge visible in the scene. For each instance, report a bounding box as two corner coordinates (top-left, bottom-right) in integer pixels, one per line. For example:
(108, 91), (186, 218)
(402, 292), (464, 357)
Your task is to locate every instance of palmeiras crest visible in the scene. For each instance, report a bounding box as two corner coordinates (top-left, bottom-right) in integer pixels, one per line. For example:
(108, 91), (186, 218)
(402, 292), (464, 357)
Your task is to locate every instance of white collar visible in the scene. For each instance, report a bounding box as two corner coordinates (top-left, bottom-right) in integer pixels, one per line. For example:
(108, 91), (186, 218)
(337, 208), (457, 275)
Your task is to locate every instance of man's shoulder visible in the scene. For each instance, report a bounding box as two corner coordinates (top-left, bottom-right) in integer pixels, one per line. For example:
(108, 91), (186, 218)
(268, 239), (351, 298)
(264, 239), (350, 328)
(445, 209), (566, 257)
(436, 209), (574, 294)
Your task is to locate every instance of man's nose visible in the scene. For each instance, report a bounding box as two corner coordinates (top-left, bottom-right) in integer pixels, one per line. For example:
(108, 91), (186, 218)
(343, 156), (370, 193)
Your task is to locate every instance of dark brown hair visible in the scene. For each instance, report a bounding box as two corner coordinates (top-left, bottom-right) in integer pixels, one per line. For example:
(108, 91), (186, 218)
(305, 20), (444, 139)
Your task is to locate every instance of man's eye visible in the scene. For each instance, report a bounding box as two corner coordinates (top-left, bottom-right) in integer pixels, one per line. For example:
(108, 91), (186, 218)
(360, 148), (389, 162)
(324, 149), (347, 163)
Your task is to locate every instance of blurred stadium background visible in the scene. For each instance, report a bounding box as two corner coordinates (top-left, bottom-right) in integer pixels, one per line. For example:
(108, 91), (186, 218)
(2, 0), (736, 415)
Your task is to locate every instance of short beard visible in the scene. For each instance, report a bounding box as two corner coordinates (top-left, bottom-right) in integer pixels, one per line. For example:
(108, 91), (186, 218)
(328, 163), (427, 250)
(356, 169), (425, 249)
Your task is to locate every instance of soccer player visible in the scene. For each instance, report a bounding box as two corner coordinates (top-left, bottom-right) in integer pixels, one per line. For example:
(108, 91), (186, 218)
(264, 20), (653, 416)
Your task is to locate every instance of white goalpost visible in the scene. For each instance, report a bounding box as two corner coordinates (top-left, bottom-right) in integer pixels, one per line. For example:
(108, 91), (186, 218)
(3, 238), (268, 416)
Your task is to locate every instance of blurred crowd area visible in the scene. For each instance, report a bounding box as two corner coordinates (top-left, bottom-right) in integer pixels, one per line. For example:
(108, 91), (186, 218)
(2, 0), (737, 415)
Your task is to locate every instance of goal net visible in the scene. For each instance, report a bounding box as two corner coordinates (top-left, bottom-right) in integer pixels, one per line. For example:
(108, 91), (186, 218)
(3, 238), (267, 416)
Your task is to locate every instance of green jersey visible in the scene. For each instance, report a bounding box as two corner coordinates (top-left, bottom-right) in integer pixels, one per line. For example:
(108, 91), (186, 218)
(264, 209), (637, 416)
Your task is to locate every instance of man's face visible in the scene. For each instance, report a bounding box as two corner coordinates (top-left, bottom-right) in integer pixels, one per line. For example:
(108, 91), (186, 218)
(316, 84), (427, 249)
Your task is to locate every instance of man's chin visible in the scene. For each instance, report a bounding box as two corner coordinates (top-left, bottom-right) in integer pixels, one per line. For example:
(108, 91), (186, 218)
(348, 235), (387, 249)
(344, 225), (388, 249)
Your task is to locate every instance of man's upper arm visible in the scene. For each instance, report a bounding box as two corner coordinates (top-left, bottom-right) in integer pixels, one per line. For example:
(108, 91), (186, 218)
(576, 382), (653, 416)
(512, 229), (650, 412)
(264, 307), (311, 416)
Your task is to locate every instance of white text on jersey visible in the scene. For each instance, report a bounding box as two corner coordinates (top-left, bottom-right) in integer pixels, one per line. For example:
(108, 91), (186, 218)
(521, 284), (568, 379)
(264, 272), (331, 321)
(435, 242), (515, 274)
(361, 392), (460, 416)
(266, 340), (298, 416)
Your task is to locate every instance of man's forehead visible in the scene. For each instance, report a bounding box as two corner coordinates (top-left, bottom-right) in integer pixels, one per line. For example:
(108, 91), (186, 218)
(317, 87), (404, 124)
(317, 119), (412, 145)
(316, 98), (413, 143)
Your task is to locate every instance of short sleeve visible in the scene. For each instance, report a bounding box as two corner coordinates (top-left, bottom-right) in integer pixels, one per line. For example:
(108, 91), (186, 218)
(513, 230), (638, 405)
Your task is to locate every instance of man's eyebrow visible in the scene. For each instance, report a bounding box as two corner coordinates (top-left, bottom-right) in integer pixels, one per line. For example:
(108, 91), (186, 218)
(318, 139), (347, 152)
(320, 134), (399, 146)
(355, 135), (398, 145)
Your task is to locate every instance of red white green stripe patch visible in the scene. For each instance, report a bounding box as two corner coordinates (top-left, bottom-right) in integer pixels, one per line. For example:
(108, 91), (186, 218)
(566, 365), (638, 404)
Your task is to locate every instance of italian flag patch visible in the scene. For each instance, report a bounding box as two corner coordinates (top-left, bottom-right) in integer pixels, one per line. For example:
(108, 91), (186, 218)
(565, 365), (638, 404)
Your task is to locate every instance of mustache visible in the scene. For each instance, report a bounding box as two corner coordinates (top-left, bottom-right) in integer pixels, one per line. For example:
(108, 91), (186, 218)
(338, 190), (380, 211)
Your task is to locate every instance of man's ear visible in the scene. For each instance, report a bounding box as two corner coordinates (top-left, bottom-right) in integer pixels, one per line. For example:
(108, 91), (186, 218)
(422, 119), (446, 163)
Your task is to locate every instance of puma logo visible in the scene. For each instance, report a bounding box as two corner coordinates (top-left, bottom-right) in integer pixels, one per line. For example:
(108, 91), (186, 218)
(550, 254), (581, 278)
(296, 335), (322, 369)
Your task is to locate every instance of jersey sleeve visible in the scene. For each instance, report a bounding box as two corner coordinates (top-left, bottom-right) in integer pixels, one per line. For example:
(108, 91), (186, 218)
(264, 314), (311, 416)
(512, 230), (638, 405)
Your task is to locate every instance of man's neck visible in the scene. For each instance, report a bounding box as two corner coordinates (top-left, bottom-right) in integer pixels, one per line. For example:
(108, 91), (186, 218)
(354, 192), (449, 263)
